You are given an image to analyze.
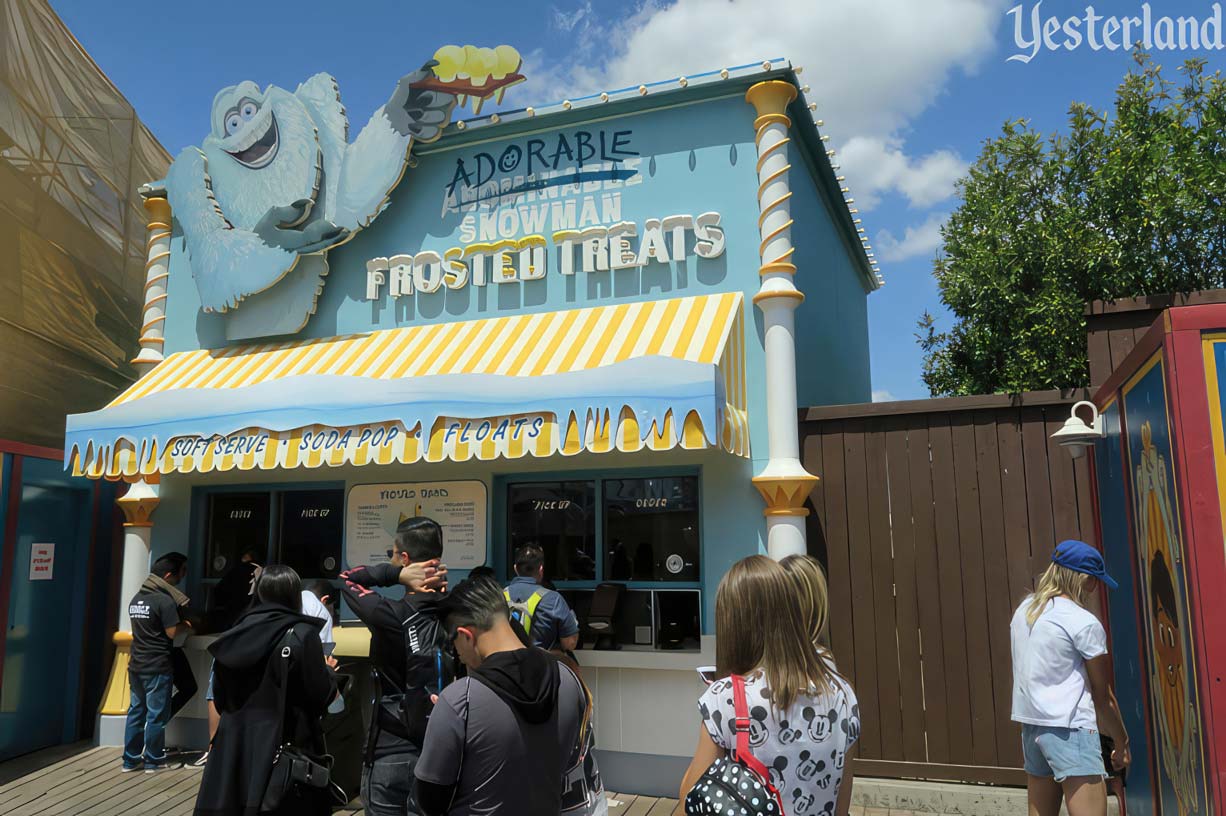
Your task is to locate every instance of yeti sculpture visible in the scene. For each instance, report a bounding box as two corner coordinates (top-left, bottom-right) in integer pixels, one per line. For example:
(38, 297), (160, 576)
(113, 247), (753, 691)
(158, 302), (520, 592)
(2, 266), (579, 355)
(166, 62), (455, 340)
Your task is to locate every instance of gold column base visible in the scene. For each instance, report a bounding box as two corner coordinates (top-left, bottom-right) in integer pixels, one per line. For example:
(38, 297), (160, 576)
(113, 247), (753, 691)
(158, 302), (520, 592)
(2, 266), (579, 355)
(99, 631), (133, 716)
(752, 473), (819, 517)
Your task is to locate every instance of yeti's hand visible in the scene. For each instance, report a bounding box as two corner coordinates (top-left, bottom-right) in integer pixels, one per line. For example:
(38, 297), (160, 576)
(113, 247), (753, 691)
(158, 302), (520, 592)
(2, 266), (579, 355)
(255, 199), (349, 254)
(386, 61), (457, 142)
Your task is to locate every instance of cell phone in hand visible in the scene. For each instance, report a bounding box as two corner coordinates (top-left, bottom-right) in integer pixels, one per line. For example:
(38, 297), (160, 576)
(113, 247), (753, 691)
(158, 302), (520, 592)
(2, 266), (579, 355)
(696, 666), (717, 685)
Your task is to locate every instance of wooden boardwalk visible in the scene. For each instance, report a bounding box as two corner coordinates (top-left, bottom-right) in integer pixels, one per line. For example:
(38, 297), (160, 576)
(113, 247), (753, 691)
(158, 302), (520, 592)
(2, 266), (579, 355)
(0, 746), (944, 815)
(0, 746), (682, 815)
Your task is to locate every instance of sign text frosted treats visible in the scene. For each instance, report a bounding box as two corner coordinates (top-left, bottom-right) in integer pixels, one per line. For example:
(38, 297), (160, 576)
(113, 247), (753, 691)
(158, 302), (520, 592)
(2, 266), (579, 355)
(364, 212), (725, 300)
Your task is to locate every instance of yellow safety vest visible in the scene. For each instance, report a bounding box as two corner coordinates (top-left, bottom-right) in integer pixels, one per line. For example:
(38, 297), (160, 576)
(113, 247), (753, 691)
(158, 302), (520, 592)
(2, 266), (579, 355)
(504, 588), (544, 638)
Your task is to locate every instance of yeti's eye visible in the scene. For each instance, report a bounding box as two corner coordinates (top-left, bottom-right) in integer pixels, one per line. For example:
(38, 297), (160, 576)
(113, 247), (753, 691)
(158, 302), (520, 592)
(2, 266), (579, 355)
(225, 113), (242, 136)
(240, 100), (258, 121)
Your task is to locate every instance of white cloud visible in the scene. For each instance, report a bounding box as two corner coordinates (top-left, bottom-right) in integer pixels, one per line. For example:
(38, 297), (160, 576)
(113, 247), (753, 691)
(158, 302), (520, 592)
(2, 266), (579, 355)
(875, 212), (948, 262)
(529, 0), (1004, 212)
(838, 137), (967, 211)
(872, 389), (899, 402)
(552, 1), (594, 33)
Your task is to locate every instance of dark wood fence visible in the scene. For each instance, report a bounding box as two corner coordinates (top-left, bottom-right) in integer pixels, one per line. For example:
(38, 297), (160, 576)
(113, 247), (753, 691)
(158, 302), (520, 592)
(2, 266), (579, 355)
(799, 390), (1094, 785)
(1086, 290), (1226, 386)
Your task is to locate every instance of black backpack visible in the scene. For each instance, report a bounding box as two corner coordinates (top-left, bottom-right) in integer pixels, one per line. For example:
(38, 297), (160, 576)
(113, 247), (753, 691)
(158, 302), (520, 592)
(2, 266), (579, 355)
(389, 605), (459, 748)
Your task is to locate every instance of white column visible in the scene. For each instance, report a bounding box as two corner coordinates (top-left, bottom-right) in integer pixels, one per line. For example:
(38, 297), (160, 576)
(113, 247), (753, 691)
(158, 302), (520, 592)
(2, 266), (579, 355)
(99, 478), (160, 726)
(117, 480), (158, 629)
(133, 193), (170, 374)
(99, 193), (171, 735)
(745, 80), (818, 561)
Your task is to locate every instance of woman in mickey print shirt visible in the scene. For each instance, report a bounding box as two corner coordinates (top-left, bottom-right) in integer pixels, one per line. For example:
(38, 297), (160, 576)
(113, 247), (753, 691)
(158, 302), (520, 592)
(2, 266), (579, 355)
(680, 555), (859, 816)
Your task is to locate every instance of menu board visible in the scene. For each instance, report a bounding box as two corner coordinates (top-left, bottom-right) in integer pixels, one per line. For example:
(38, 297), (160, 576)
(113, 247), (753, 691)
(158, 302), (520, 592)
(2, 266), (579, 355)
(346, 480), (487, 569)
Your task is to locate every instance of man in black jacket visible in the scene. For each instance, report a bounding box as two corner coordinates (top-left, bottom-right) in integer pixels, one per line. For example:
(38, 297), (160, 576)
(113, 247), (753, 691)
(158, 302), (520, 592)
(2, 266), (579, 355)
(341, 517), (448, 816)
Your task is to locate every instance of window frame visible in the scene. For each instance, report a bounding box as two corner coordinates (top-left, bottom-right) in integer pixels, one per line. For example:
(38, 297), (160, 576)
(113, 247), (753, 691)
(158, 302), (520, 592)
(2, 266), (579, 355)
(493, 466), (702, 591)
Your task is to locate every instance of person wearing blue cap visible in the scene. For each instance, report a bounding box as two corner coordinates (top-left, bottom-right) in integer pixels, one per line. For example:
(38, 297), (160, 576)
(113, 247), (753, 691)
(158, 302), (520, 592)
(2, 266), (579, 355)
(1010, 540), (1130, 816)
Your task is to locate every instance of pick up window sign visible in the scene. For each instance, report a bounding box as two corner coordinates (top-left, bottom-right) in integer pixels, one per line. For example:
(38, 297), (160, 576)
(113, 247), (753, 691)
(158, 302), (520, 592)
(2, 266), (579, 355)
(29, 542), (54, 581)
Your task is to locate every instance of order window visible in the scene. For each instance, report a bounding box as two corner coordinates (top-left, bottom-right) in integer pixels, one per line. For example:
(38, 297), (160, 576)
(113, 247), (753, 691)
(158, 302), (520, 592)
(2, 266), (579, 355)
(503, 474), (700, 586)
(604, 476), (700, 582)
(506, 481), (596, 581)
(205, 492), (271, 579)
(278, 489), (345, 579)
(202, 487), (344, 582)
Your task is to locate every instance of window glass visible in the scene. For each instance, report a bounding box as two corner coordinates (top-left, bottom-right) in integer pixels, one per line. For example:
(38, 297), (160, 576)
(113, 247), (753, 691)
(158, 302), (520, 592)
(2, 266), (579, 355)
(278, 489), (345, 579)
(507, 481), (595, 581)
(604, 476), (699, 582)
(206, 493), (270, 578)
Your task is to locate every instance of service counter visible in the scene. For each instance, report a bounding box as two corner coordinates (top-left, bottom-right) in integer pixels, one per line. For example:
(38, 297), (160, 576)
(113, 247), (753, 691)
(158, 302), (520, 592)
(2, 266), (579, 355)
(161, 628), (712, 797)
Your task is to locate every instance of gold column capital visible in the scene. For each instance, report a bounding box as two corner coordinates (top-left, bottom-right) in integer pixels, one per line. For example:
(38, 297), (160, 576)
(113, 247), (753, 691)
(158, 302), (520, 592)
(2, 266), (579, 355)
(142, 195), (171, 225)
(745, 80), (798, 121)
(116, 480), (159, 527)
(752, 473), (819, 517)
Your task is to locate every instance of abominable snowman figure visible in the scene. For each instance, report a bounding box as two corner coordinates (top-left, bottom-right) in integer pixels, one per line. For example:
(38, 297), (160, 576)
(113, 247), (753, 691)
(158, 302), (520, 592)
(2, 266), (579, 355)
(166, 61), (455, 341)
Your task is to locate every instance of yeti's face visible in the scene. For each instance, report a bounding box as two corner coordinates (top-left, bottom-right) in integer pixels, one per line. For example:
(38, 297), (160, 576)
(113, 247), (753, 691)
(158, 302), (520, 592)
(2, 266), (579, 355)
(200, 82), (321, 230)
(206, 81), (288, 170)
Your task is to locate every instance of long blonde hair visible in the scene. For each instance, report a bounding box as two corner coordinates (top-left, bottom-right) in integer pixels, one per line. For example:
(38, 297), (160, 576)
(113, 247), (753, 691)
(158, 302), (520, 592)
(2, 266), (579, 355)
(1026, 562), (1093, 626)
(716, 555), (838, 711)
(780, 554), (830, 648)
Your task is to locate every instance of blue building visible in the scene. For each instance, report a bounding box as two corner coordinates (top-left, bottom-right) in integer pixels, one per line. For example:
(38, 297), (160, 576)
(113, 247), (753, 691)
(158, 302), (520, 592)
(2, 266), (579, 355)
(65, 53), (877, 793)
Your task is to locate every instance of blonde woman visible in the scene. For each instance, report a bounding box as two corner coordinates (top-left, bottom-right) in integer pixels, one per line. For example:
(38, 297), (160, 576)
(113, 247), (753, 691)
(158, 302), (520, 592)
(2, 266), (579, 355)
(1011, 540), (1130, 816)
(681, 556), (859, 816)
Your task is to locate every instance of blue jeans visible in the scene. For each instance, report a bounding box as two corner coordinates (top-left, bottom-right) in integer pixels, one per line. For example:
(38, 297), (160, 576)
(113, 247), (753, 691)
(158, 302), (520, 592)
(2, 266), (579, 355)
(124, 671), (173, 767)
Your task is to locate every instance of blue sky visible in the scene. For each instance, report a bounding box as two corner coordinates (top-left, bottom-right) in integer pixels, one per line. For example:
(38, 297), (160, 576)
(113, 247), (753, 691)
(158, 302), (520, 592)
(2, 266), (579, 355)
(50, 0), (1226, 402)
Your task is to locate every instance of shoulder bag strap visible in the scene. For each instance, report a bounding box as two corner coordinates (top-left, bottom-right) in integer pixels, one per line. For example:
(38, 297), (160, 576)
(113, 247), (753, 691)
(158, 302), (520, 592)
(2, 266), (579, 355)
(730, 674), (784, 812)
(270, 627), (297, 754)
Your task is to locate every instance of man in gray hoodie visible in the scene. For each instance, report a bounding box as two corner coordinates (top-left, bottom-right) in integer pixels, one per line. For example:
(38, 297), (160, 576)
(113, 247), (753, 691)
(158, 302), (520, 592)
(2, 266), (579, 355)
(414, 575), (589, 816)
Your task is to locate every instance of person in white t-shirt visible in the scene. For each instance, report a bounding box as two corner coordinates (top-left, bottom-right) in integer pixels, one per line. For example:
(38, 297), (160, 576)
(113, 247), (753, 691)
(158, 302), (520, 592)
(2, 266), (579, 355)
(302, 581), (336, 655)
(1011, 540), (1130, 816)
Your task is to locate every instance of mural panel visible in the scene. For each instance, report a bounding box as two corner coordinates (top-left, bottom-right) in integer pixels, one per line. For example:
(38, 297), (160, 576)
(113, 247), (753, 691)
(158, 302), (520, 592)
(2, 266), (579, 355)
(1122, 355), (1209, 816)
(1095, 399), (1157, 816)
(1203, 335), (1226, 562)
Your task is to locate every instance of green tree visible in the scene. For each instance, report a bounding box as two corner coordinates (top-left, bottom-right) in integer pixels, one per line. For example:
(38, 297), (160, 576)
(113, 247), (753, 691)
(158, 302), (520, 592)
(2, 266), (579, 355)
(920, 53), (1226, 396)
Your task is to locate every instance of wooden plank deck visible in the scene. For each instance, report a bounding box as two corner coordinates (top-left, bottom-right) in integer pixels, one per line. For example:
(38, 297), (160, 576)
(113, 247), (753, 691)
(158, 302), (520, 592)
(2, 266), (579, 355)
(0, 747), (363, 816)
(0, 746), (949, 816)
(0, 746), (688, 815)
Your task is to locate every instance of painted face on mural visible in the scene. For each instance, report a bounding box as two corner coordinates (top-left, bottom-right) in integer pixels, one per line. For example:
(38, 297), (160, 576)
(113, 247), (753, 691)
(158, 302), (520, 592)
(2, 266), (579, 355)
(1150, 551), (1184, 688)
(1156, 607), (1182, 687)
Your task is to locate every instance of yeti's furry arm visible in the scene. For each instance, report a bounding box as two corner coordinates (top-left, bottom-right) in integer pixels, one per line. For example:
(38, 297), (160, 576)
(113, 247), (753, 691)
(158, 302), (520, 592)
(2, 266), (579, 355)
(166, 147), (298, 313)
(330, 105), (414, 230)
(331, 65), (455, 230)
(294, 73), (348, 213)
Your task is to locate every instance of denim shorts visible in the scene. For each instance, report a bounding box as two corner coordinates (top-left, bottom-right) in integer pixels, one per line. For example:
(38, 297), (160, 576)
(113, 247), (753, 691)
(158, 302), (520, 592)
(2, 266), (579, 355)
(205, 663), (214, 702)
(1021, 724), (1106, 781)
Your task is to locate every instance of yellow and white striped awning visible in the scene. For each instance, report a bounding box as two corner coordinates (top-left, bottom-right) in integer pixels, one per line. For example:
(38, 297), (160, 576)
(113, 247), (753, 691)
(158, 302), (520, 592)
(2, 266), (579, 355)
(67, 292), (749, 480)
